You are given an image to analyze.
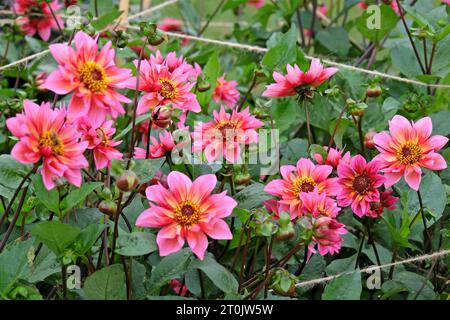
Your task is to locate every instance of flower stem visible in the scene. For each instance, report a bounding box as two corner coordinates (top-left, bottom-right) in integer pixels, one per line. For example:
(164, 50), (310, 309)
(61, 264), (67, 299)
(197, 0), (226, 36)
(303, 100), (313, 146)
(356, 114), (366, 157)
(328, 105), (347, 149)
(198, 269), (206, 299)
(365, 220), (384, 283)
(110, 191), (124, 262)
(46, 2), (65, 40)
(237, 72), (258, 112)
(417, 190), (432, 253)
(355, 228), (366, 269)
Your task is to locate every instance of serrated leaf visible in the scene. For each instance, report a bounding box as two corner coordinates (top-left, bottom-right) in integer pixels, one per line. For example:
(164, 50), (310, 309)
(322, 270), (362, 300)
(60, 182), (103, 212)
(31, 221), (81, 255)
(115, 232), (157, 256)
(83, 264), (126, 300)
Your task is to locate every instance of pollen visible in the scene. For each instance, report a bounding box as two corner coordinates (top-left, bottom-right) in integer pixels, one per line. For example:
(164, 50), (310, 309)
(352, 174), (371, 195)
(397, 142), (422, 165)
(292, 176), (317, 194)
(79, 61), (108, 92)
(39, 131), (64, 155)
(159, 78), (177, 99)
(174, 200), (201, 226)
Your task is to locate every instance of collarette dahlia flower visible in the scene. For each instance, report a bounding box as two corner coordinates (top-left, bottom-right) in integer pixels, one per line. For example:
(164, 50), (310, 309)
(76, 117), (123, 170)
(299, 190), (341, 218)
(44, 31), (132, 126)
(136, 171), (237, 260)
(337, 155), (385, 217)
(262, 59), (338, 98)
(192, 106), (264, 163)
(247, 0), (265, 8)
(134, 130), (175, 159)
(373, 115), (448, 191)
(212, 76), (240, 108)
(6, 100), (88, 190)
(264, 158), (339, 219)
(313, 146), (351, 170)
(297, 192), (347, 257)
(366, 189), (398, 219)
(14, 0), (64, 41)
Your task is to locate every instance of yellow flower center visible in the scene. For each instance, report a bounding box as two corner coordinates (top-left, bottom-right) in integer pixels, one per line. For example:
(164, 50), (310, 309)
(174, 201), (201, 226)
(397, 142), (422, 165)
(79, 61), (108, 92)
(159, 78), (177, 99)
(292, 176), (317, 194)
(39, 131), (64, 155)
(352, 174), (371, 195)
(216, 122), (238, 142)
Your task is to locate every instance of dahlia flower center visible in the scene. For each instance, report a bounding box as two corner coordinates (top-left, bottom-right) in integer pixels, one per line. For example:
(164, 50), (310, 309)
(39, 131), (64, 155)
(217, 123), (237, 142)
(293, 177), (317, 194)
(159, 79), (177, 99)
(352, 174), (371, 195)
(79, 61), (108, 92)
(397, 142), (422, 165)
(174, 201), (201, 225)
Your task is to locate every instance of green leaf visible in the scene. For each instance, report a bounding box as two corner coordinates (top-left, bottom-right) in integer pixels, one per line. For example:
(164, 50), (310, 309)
(89, 0), (113, 16)
(190, 252), (238, 294)
(75, 224), (106, 255)
(83, 264), (126, 300)
(393, 271), (435, 300)
(280, 138), (308, 164)
(325, 255), (357, 275)
(357, 4), (399, 42)
(0, 155), (32, 190)
(235, 183), (271, 210)
(133, 158), (165, 182)
(0, 239), (34, 297)
(430, 110), (450, 136)
(322, 270), (362, 300)
(60, 182), (103, 213)
(262, 24), (298, 70)
(179, 0), (201, 33)
(148, 248), (192, 293)
(115, 232), (157, 256)
(316, 27), (350, 58)
(120, 196), (145, 230)
(32, 175), (59, 213)
(407, 171), (446, 223)
(197, 52), (222, 107)
(114, 113), (151, 140)
(391, 45), (423, 78)
(31, 221), (81, 255)
(91, 10), (123, 30)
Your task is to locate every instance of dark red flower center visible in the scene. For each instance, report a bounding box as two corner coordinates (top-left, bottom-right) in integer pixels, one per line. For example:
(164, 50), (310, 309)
(352, 174), (371, 195)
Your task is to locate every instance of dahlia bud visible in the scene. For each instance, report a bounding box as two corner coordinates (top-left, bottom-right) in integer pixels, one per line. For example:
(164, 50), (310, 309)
(382, 0), (392, 4)
(152, 106), (172, 129)
(234, 172), (252, 186)
(197, 81), (211, 92)
(255, 68), (265, 78)
(364, 131), (377, 149)
(138, 171), (168, 195)
(366, 85), (382, 98)
(116, 170), (140, 192)
(274, 223), (295, 241)
(98, 200), (118, 216)
(36, 72), (48, 92)
(347, 100), (367, 117)
(271, 269), (297, 297)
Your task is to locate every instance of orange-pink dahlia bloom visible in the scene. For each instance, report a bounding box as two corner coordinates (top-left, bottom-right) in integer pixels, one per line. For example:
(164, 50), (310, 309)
(262, 59), (338, 97)
(136, 171), (237, 260)
(44, 31), (132, 126)
(373, 115), (448, 191)
(212, 75), (240, 108)
(77, 117), (123, 170)
(6, 100), (88, 190)
(337, 155), (385, 217)
(264, 158), (340, 218)
(192, 107), (264, 163)
(134, 130), (175, 159)
(313, 146), (351, 170)
(14, 0), (64, 41)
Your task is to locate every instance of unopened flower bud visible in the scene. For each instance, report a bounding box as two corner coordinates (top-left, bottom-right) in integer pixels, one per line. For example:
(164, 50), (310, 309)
(255, 68), (265, 78)
(364, 131), (377, 149)
(275, 223), (295, 241)
(197, 81), (211, 92)
(36, 72), (48, 92)
(234, 172), (252, 186)
(99, 200), (117, 216)
(366, 85), (382, 98)
(116, 170), (140, 192)
(348, 102), (367, 117)
(152, 106), (172, 129)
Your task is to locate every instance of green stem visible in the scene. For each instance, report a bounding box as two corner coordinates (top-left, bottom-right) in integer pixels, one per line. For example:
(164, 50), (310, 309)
(197, 0), (226, 36)
(417, 190), (432, 252)
(303, 100), (313, 146)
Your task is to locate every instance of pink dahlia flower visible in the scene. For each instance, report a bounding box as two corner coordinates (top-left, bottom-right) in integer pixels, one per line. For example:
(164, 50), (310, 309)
(212, 76), (240, 108)
(299, 190), (340, 218)
(264, 158), (339, 218)
(262, 59), (338, 97)
(77, 117), (123, 170)
(313, 146), (351, 170)
(6, 100), (88, 190)
(134, 130), (175, 159)
(337, 155), (385, 217)
(159, 17), (183, 32)
(127, 52), (201, 115)
(373, 115), (448, 191)
(298, 192), (347, 256)
(44, 31), (132, 126)
(14, 0), (64, 41)
(136, 171), (237, 260)
(366, 189), (398, 218)
(247, 0), (264, 8)
(192, 107), (264, 163)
